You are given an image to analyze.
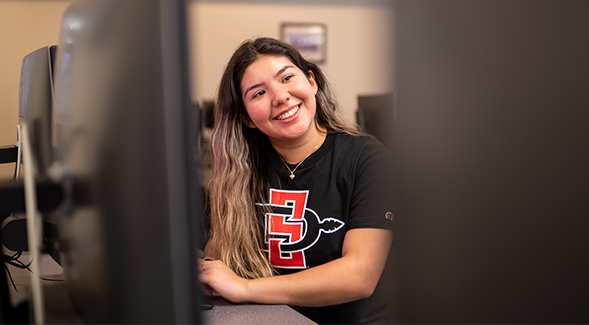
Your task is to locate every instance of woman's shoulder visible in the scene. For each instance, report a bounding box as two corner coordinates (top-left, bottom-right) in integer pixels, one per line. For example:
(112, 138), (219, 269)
(332, 131), (389, 154)
(329, 131), (393, 183)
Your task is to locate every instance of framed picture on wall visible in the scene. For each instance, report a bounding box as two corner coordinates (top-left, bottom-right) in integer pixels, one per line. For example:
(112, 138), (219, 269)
(280, 23), (327, 64)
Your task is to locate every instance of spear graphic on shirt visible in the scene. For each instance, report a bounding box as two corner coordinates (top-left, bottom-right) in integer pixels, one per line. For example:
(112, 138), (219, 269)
(269, 205), (345, 253)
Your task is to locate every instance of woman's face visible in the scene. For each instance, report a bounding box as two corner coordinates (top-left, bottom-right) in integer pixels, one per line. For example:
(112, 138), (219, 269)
(240, 55), (319, 146)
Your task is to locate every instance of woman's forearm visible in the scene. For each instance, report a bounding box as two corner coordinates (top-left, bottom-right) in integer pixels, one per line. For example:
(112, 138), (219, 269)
(242, 254), (379, 306)
(201, 228), (392, 307)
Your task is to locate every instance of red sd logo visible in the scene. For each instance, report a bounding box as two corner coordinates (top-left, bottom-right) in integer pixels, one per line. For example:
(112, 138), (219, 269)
(264, 189), (345, 269)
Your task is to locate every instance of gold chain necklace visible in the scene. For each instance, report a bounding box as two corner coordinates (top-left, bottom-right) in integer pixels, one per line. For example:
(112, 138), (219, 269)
(278, 142), (322, 180)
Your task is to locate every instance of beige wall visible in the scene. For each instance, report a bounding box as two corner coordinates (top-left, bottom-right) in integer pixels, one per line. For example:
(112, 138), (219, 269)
(0, 0), (393, 180)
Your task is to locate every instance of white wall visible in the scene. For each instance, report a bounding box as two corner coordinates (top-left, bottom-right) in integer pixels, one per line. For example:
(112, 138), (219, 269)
(0, 0), (393, 180)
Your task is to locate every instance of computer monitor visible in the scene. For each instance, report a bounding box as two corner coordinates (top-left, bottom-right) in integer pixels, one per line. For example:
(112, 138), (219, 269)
(18, 45), (57, 174)
(356, 93), (394, 150)
(51, 0), (202, 323)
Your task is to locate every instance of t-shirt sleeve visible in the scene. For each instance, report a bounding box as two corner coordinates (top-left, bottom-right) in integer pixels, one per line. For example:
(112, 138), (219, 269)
(347, 137), (395, 231)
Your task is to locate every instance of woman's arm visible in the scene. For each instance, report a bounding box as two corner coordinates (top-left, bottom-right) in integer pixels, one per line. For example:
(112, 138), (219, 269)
(198, 227), (393, 307)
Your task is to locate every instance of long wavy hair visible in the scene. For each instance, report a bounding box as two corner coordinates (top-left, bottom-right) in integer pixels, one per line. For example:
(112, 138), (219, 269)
(206, 37), (360, 279)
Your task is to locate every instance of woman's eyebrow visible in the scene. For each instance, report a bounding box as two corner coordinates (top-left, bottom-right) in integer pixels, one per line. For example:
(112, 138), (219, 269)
(243, 65), (294, 98)
(274, 65), (293, 78)
(243, 83), (263, 98)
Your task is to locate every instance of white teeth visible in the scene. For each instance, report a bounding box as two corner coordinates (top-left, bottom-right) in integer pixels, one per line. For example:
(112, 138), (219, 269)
(276, 105), (299, 120)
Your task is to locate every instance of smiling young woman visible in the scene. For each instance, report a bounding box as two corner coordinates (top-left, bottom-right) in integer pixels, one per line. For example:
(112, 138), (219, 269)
(201, 37), (395, 324)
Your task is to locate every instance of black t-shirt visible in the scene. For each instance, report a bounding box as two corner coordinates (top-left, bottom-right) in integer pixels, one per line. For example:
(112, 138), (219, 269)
(263, 131), (395, 324)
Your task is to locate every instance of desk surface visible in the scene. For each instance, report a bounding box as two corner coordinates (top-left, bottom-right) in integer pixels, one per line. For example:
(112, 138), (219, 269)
(11, 275), (315, 324)
(202, 295), (316, 325)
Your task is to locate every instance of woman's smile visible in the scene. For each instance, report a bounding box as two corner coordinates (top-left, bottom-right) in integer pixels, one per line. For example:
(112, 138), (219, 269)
(275, 104), (300, 121)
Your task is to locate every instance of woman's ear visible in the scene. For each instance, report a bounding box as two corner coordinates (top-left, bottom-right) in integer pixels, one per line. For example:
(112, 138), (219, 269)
(307, 70), (318, 95)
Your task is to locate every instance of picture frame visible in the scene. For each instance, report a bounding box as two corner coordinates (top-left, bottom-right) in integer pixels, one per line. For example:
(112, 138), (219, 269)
(280, 23), (327, 64)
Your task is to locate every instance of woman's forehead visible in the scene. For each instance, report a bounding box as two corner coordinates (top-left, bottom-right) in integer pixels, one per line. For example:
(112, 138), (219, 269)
(245, 55), (296, 75)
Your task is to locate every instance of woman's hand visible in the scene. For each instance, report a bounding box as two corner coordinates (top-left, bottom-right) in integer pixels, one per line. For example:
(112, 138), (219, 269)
(198, 258), (250, 303)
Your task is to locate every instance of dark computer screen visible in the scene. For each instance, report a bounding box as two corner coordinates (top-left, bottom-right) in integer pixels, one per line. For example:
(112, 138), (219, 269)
(51, 0), (202, 323)
(391, 1), (589, 323)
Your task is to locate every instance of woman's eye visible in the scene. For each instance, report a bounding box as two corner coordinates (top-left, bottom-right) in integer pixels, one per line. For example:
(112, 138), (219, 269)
(283, 74), (293, 82)
(253, 90), (266, 98)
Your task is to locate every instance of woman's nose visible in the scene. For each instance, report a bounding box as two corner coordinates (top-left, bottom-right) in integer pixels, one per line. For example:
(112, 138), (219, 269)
(271, 84), (290, 107)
